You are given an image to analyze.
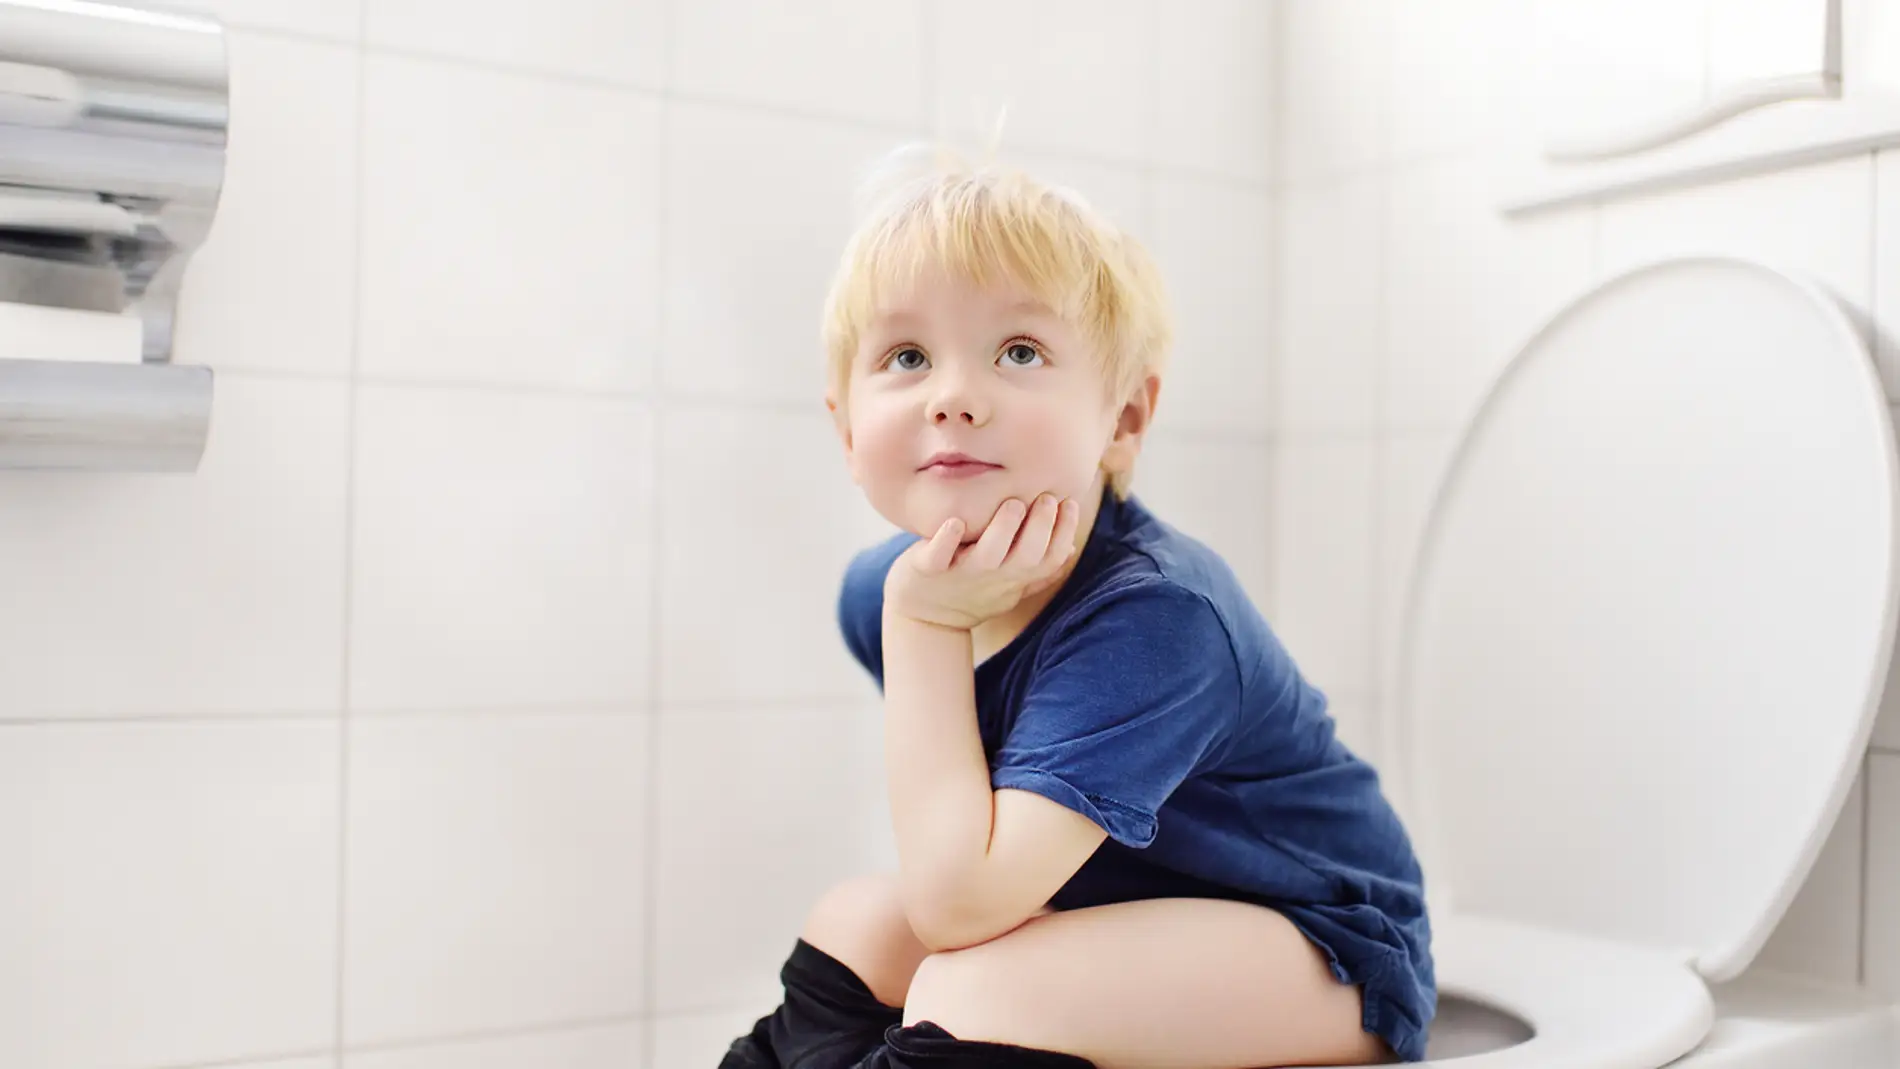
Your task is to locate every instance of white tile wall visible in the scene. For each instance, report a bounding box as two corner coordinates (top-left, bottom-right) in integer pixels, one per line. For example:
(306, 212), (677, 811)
(1269, 439), (1377, 701)
(180, 0), (363, 40)
(7, 1), (1282, 1064)
(1152, 176), (1277, 434)
(345, 1022), (645, 1069)
(364, 0), (665, 87)
(661, 103), (909, 404)
(932, 0), (1155, 164)
(1276, 175), (1382, 434)
(0, 376), (350, 720)
(359, 57), (662, 392)
(670, 0), (926, 127)
(175, 32), (359, 378)
(656, 406), (889, 705)
(349, 387), (654, 712)
(653, 705), (876, 1014)
(1876, 152), (1900, 400)
(1278, 0), (1390, 185)
(1381, 155), (1596, 433)
(343, 713), (649, 1045)
(1372, 432), (1459, 700)
(1155, 0), (1278, 183)
(0, 722), (339, 1069)
(1385, 0), (1528, 163)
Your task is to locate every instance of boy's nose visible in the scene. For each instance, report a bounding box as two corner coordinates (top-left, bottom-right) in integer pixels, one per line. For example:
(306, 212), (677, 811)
(927, 383), (990, 427)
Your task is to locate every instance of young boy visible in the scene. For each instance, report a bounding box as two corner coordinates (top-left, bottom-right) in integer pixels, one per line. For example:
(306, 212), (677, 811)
(721, 147), (1434, 1069)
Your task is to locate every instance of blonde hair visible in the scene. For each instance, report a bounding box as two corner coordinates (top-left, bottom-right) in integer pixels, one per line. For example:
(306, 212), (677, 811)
(820, 143), (1172, 498)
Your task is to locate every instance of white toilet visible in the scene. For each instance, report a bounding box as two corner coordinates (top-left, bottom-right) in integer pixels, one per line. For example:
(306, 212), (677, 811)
(1372, 256), (1900, 1067)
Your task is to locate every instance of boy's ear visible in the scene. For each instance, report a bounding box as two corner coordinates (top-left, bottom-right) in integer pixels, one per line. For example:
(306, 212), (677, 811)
(1102, 374), (1161, 475)
(826, 394), (860, 483)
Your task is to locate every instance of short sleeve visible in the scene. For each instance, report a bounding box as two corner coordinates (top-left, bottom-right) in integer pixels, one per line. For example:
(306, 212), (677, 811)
(837, 533), (915, 687)
(990, 579), (1240, 848)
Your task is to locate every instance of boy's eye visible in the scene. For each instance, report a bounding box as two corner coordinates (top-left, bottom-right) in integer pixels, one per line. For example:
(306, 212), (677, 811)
(888, 347), (929, 371)
(999, 342), (1044, 368)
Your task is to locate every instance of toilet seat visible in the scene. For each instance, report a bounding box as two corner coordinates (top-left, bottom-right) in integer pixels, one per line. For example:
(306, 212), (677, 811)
(1387, 256), (1900, 1066)
(1427, 913), (1711, 1069)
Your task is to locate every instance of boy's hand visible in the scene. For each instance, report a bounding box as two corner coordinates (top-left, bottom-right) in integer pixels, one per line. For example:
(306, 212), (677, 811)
(885, 494), (1082, 631)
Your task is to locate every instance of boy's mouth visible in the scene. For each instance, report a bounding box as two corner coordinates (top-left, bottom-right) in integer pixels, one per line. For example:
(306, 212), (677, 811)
(920, 451), (1003, 478)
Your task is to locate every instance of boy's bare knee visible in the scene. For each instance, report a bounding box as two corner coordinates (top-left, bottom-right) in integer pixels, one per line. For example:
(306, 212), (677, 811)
(800, 872), (928, 1007)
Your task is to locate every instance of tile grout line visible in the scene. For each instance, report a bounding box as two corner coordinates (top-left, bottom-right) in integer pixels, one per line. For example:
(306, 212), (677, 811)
(215, 24), (1277, 195)
(333, 13), (370, 1061)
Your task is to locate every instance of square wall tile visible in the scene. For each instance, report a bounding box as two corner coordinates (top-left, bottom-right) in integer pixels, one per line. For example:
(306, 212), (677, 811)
(344, 713), (649, 1044)
(0, 375), (348, 719)
(933, 0), (1154, 165)
(1152, 178), (1275, 435)
(174, 0), (362, 39)
(176, 32), (357, 377)
(1268, 439), (1376, 699)
(346, 1021), (643, 1069)
(654, 705), (876, 1013)
(1600, 156), (1874, 317)
(350, 387), (653, 712)
(1155, 0), (1276, 183)
(1875, 151), (1900, 399)
(1374, 432), (1460, 695)
(657, 405), (890, 704)
(1277, 175), (1381, 434)
(0, 721), (339, 1069)
(663, 103), (910, 404)
(654, 1007), (775, 1068)
(1279, 0), (1390, 184)
(1387, 0), (1528, 162)
(360, 57), (660, 392)
(671, 0), (924, 127)
(1134, 434), (1274, 610)
(365, 0), (663, 87)
(1383, 156), (1596, 432)
(1754, 771), (1864, 985)
(1864, 753), (1900, 994)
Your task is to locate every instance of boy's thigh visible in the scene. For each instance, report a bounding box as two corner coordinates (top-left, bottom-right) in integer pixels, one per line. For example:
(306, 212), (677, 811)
(902, 897), (1387, 1069)
(800, 871), (931, 1007)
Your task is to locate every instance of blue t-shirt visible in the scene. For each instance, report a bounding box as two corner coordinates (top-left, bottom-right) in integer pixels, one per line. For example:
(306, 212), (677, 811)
(838, 491), (1436, 1061)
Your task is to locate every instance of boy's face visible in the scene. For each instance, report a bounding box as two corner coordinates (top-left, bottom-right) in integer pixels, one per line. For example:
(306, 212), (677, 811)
(835, 274), (1126, 540)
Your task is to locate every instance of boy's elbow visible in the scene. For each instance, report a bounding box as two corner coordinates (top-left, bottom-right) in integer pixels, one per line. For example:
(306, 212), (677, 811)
(901, 885), (1028, 952)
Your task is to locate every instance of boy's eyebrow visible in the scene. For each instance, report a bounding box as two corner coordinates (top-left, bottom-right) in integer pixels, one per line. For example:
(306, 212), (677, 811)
(866, 308), (924, 333)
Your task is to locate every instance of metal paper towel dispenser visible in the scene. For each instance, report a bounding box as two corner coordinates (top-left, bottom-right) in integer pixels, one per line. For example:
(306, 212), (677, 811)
(0, 0), (226, 471)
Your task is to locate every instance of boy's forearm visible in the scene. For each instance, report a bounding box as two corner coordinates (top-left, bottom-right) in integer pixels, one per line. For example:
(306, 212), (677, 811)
(879, 607), (1004, 947)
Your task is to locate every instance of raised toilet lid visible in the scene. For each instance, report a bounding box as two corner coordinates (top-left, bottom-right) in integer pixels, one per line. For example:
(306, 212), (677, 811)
(1395, 256), (1900, 981)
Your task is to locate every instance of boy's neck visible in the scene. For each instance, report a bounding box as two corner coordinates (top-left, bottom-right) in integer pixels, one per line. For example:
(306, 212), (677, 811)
(970, 480), (1108, 666)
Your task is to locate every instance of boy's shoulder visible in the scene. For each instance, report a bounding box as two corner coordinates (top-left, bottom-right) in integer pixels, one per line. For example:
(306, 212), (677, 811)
(836, 529), (917, 677)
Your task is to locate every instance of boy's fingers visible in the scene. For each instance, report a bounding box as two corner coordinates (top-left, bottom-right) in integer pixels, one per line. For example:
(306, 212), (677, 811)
(1048, 498), (1081, 567)
(968, 498), (1027, 570)
(1009, 494), (1061, 569)
(921, 517), (964, 572)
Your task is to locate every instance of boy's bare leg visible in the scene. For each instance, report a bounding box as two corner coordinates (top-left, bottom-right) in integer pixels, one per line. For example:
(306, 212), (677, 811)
(898, 897), (1391, 1069)
(799, 871), (935, 1006)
